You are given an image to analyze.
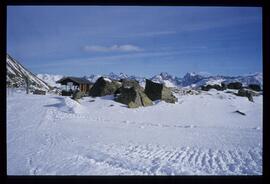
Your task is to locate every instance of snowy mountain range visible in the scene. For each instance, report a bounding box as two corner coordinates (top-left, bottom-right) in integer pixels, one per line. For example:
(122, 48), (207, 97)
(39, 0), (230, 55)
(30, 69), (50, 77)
(83, 72), (263, 89)
(35, 71), (263, 89)
(6, 54), (52, 91)
(6, 54), (263, 90)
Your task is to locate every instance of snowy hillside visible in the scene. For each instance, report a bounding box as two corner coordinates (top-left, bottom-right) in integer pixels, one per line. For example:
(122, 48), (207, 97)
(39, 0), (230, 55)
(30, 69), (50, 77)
(6, 54), (51, 91)
(7, 90), (262, 175)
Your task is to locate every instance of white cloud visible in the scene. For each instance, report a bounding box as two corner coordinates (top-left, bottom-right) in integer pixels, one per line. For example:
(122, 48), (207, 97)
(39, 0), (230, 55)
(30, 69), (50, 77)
(83, 44), (143, 52)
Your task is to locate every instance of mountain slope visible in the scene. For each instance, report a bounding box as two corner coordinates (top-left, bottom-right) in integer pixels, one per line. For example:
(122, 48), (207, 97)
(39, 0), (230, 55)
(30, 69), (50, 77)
(6, 54), (52, 91)
(36, 74), (64, 88)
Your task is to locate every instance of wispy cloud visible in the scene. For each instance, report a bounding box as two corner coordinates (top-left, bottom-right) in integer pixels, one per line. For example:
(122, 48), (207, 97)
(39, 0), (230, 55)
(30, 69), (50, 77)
(30, 46), (210, 69)
(83, 44), (143, 52)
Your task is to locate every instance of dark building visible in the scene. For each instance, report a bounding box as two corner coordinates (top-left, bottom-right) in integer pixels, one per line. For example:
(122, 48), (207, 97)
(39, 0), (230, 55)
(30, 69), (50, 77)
(56, 77), (93, 95)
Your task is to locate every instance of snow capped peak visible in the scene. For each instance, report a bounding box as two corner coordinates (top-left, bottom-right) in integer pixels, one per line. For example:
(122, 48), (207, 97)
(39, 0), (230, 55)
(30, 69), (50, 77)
(150, 72), (178, 87)
(182, 72), (204, 87)
(183, 72), (203, 78)
(186, 72), (197, 77)
(119, 72), (129, 79)
(160, 72), (170, 78)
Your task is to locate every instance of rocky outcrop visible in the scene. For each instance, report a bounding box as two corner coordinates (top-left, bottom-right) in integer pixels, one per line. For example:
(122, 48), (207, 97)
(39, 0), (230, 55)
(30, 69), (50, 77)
(33, 89), (46, 95)
(221, 82), (227, 90)
(201, 84), (223, 91)
(72, 91), (85, 100)
(227, 82), (242, 90)
(144, 79), (177, 103)
(237, 88), (259, 102)
(248, 84), (261, 91)
(114, 79), (143, 95)
(89, 77), (121, 97)
(115, 86), (153, 108)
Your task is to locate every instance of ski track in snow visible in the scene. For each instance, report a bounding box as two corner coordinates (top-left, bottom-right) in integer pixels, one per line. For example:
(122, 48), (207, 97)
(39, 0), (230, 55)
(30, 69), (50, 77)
(7, 91), (262, 175)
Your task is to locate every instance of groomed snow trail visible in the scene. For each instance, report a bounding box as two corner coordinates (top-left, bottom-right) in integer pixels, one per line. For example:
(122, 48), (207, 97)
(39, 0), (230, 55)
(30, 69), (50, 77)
(7, 90), (262, 175)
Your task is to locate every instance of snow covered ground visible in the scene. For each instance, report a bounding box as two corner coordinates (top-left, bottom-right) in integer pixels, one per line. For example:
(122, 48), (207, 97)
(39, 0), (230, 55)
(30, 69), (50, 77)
(7, 89), (262, 175)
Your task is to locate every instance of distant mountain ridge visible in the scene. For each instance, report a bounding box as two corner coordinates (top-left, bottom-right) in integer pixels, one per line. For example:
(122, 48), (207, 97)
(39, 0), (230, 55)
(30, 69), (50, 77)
(83, 72), (263, 89)
(6, 54), (262, 90)
(36, 72), (263, 89)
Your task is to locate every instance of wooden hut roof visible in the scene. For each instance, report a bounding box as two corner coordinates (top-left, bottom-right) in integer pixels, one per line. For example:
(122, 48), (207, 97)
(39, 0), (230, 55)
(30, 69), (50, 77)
(56, 76), (93, 85)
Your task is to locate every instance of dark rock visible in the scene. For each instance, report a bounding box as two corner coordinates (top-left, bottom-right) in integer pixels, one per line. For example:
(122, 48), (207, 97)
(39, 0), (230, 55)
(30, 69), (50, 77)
(237, 88), (255, 102)
(33, 89), (46, 95)
(121, 79), (142, 89)
(115, 86), (152, 108)
(234, 110), (246, 116)
(201, 84), (223, 91)
(221, 82), (227, 90)
(89, 77), (121, 97)
(227, 82), (242, 90)
(72, 91), (84, 100)
(248, 84), (261, 91)
(61, 90), (73, 96)
(115, 79), (143, 95)
(144, 79), (177, 103)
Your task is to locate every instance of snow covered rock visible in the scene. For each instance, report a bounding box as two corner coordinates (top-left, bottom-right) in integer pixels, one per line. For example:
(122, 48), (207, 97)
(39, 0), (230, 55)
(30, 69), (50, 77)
(145, 79), (177, 103)
(89, 77), (121, 97)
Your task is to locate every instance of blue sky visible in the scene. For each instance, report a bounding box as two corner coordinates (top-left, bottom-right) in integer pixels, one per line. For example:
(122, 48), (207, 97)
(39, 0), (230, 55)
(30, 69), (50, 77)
(7, 6), (262, 77)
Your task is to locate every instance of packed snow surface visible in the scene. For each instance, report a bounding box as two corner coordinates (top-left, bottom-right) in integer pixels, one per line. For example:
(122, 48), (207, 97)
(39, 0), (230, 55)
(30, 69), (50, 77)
(7, 90), (262, 175)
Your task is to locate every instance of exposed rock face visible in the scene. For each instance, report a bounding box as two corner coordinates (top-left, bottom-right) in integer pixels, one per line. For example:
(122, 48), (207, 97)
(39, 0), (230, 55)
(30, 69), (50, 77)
(248, 84), (261, 91)
(120, 79), (142, 90)
(237, 88), (257, 102)
(221, 82), (227, 90)
(144, 79), (177, 103)
(89, 77), (121, 97)
(115, 86), (152, 108)
(33, 89), (46, 95)
(72, 91), (84, 100)
(227, 82), (242, 90)
(115, 79), (143, 96)
(201, 84), (223, 91)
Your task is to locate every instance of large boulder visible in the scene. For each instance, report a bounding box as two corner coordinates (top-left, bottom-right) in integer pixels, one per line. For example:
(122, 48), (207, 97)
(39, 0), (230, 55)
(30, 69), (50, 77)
(115, 86), (153, 108)
(120, 79), (142, 90)
(248, 84), (261, 91)
(144, 79), (177, 103)
(72, 91), (85, 100)
(201, 84), (223, 91)
(227, 82), (242, 90)
(221, 82), (227, 90)
(115, 79), (143, 95)
(237, 88), (258, 102)
(89, 77), (121, 97)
